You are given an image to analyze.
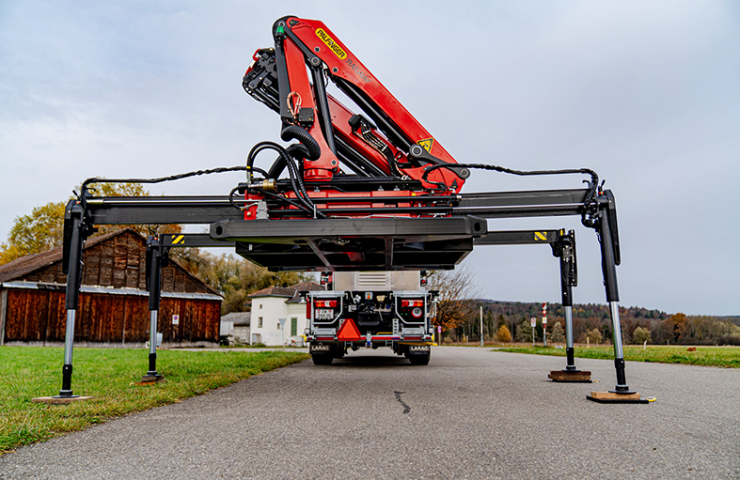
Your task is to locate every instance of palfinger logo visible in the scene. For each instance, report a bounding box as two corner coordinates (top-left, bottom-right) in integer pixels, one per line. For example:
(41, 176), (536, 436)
(316, 28), (346, 59)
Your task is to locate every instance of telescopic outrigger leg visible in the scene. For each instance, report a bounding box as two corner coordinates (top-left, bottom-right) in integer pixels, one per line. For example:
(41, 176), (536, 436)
(548, 230), (592, 382)
(32, 200), (94, 403)
(587, 192), (652, 403)
(142, 236), (166, 383)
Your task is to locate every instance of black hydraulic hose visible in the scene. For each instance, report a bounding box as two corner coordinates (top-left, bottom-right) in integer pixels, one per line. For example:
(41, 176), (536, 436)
(280, 125), (321, 160)
(81, 166), (249, 192)
(268, 144), (309, 179)
(422, 163), (599, 197)
(421, 162), (601, 227)
(246, 141), (326, 218)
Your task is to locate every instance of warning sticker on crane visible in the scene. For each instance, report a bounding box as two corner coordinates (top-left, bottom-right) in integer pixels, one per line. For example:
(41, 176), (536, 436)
(417, 138), (434, 153)
(534, 231), (548, 241)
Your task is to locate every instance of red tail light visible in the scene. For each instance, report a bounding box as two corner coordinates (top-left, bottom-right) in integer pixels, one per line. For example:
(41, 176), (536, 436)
(306, 301), (311, 319)
(315, 300), (338, 308)
(401, 299), (424, 308)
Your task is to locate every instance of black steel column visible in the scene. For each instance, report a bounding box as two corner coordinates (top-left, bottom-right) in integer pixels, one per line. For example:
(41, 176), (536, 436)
(58, 204), (84, 398)
(558, 231), (578, 371)
(597, 200), (632, 393)
(144, 237), (163, 381)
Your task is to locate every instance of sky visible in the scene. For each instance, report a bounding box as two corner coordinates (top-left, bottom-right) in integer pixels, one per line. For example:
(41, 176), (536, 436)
(1, 1), (738, 315)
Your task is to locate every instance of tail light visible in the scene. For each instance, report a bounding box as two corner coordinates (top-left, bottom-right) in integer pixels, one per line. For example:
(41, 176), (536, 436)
(401, 299), (424, 308)
(312, 297), (341, 322)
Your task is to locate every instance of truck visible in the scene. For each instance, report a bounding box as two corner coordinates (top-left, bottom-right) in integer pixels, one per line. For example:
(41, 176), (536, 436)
(303, 271), (436, 365)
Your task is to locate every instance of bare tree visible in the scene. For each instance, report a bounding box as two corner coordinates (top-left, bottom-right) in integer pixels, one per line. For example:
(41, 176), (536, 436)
(427, 264), (480, 334)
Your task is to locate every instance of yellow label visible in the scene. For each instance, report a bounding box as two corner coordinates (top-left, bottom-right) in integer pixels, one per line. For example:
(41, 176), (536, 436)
(417, 138), (434, 152)
(172, 235), (185, 245)
(315, 28), (346, 59)
(534, 231), (547, 241)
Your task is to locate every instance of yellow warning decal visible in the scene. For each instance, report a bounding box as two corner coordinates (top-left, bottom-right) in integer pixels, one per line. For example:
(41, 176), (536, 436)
(534, 231), (547, 241)
(315, 28), (346, 59)
(172, 235), (185, 245)
(417, 138), (434, 153)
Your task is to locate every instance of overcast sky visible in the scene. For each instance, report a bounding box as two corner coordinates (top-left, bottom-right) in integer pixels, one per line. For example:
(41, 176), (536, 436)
(1, 1), (738, 315)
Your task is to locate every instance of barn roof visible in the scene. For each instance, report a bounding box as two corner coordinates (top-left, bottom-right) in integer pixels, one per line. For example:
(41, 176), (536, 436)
(0, 228), (219, 296)
(0, 229), (123, 283)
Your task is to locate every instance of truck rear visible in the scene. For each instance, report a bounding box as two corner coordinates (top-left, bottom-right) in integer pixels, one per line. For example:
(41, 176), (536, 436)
(303, 271), (436, 365)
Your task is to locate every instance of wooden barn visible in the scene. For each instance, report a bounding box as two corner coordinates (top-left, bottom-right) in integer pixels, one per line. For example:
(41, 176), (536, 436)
(0, 229), (222, 347)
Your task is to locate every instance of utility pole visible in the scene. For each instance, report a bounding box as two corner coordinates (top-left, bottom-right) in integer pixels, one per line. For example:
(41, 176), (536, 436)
(480, 306), (484, 346)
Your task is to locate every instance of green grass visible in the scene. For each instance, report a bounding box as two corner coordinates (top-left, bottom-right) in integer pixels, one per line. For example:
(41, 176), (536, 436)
(497, 345), (740, 368)
(0, 347), (309, 455)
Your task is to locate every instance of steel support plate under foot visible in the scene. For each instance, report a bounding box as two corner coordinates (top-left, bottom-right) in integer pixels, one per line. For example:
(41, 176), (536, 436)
(138, 374), (164, 384)
(587, 391), (655, 404)
(31, 396), (94, 404)
(548, 370), (592, 382)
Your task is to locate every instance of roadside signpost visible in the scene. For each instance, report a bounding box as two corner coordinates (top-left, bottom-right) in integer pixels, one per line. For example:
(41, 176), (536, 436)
(279, 318), (287, 347)
(530, 317), (536, 347)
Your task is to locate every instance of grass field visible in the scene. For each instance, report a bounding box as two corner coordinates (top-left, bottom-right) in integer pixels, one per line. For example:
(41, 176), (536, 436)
(497, 345), (740, 368)
(0, 347), (309, 455)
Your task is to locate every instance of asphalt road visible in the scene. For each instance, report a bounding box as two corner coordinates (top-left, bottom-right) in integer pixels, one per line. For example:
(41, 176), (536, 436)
(1, 347), (738, 479)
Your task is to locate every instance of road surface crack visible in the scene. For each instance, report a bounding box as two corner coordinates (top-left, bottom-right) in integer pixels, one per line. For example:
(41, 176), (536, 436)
(394, 391), (411, 414)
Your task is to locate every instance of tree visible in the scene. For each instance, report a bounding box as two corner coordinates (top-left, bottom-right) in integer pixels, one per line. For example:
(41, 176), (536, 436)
(515, 318), (535, 343)
(585, 328), (602, 344)
(181, 251), (311, 314)
(427, 265), (479, 331)
(494, 325), (512, 343)
(632, 326), (651, 344)
(0, 182), (181, 265)
(0, 201), (67, 264)
(665, 312), (688, 343)
(550, 321), (565, 343)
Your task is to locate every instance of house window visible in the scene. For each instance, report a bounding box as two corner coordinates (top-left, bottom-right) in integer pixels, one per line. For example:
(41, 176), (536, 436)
(291, 317), (297, 336)
(277, 322), (281, 329)
(259, 304), (262, 309)
(258, 317), (263, 328)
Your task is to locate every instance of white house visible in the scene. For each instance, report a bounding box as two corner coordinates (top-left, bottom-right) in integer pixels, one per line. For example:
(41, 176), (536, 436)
(220, 312), (251, 345)
(247, 281), (323, 346)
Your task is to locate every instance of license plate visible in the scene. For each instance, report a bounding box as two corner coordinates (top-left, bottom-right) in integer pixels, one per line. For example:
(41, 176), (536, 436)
(311, 344), (330, 352)
(316, 309), (334, 320)
(409, 345), (430, 352)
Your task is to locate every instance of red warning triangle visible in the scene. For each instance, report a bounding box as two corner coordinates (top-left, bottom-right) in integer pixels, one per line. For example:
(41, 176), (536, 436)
(336, 318), (362, 341)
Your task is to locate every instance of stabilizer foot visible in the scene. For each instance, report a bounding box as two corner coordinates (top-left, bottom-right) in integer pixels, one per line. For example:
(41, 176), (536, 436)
(587, 390), (655, 404)
(549, 370), (592, 382)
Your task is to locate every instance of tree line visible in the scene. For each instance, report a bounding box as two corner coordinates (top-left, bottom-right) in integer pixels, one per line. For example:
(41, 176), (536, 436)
(445, 300), (740, 346)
